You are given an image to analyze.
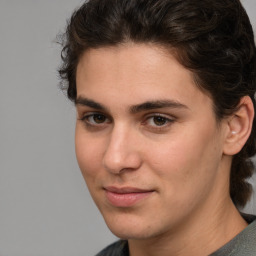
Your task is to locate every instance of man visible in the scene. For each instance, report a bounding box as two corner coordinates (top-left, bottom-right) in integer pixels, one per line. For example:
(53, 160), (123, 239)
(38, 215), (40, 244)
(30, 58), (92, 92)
(59, 0), (256, 255)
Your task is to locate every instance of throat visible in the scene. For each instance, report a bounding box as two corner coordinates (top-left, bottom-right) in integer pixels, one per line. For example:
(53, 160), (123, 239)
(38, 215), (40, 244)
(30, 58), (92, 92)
(128, 203), (247, 256)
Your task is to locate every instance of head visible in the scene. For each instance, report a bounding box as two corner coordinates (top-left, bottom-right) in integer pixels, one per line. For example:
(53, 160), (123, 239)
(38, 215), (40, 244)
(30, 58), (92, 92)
(59, 0), (256, 208)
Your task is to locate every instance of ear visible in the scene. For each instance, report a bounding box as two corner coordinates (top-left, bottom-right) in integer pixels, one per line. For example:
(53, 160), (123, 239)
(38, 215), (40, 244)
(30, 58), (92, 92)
(223, 96), (254, 156)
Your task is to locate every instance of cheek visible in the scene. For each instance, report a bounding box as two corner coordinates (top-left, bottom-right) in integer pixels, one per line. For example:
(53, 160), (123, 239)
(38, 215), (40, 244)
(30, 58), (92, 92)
(149, 127), (222, 190)
(75, 129), (103, 180)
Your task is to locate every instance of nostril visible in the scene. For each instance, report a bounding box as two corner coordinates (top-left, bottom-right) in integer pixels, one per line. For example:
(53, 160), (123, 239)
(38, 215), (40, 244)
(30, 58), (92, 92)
(103, 150), (142, 174)
(102, 128), (142, 174)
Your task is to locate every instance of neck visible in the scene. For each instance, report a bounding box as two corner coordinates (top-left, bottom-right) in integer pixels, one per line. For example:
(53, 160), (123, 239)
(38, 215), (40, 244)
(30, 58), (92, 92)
(128, 156), (248, 256)
(128, 155), (248, 256)
(129, 200), (247, 256)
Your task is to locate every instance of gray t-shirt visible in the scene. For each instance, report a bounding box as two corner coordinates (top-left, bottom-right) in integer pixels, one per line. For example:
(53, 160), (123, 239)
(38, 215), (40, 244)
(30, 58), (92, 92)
(210, 214), (256, 256)
(96, 214), (256, 256)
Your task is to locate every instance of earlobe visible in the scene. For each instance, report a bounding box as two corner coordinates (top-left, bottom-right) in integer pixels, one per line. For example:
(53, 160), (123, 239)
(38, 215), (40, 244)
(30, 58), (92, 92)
(223, 96), (254, 156)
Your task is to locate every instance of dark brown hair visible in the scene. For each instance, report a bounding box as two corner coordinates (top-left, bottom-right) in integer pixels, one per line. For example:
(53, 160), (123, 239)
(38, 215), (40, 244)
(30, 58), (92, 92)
(58, 0), (256, 207)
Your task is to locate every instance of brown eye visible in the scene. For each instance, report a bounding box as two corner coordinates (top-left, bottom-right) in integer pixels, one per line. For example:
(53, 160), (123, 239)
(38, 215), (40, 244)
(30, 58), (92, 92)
(82, 113), (109, 125)
(153, 116), (168, 126)
(144, 114), (174, 129)
(92, 114), (106, 124)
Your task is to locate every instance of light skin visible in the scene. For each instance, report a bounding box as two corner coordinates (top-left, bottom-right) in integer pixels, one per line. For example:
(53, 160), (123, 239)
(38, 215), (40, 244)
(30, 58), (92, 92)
(75, 43), (254, 256)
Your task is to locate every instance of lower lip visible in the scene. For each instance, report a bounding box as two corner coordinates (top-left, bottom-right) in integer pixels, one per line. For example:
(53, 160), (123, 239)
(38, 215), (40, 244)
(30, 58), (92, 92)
(105, 190), (153, 207)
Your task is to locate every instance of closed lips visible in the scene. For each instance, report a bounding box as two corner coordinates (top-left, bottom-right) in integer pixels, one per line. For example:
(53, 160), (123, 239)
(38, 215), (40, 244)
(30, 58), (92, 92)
(104, 186), (155, 207)
(104, 186), (154, 193)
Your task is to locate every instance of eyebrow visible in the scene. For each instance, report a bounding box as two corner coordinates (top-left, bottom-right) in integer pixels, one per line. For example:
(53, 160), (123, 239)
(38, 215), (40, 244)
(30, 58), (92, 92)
(75, 97), (107, 111)
(75, 96), (188, 113)
(129, 100), (189, 114)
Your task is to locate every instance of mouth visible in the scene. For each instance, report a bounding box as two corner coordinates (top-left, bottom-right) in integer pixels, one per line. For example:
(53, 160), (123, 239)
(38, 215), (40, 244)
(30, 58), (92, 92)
(104, 186), (155, 207)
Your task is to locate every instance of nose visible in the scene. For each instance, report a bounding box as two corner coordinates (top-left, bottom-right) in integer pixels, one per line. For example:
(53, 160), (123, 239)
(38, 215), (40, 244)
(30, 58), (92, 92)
(103, 125), (142, 174)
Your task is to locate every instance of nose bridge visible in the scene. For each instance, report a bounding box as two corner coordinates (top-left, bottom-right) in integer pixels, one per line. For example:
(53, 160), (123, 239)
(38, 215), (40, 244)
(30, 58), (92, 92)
(103, 123), (141, 174)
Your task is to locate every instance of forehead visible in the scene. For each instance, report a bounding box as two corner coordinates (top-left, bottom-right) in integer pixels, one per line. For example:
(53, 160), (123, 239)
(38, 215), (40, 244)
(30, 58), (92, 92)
(77, 44), (179, 82)
(76, 43), (214, 114)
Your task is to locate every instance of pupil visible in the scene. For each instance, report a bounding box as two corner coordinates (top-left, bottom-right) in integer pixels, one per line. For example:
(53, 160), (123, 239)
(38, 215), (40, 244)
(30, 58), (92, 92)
(153, 116), (166, 126)
(94, 114), (106, 123)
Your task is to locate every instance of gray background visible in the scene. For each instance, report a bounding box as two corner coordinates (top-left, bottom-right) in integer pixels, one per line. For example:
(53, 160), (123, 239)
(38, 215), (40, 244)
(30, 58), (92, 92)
(0, 1), (255, 255)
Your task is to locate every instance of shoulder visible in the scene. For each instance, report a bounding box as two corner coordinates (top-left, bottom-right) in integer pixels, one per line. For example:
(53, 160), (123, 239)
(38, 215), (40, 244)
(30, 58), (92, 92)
(96, 240), (129, 256)
(211, 214), (256, 256)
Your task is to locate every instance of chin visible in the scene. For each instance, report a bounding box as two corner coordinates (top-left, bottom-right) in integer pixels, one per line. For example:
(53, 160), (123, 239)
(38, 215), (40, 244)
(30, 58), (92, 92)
(109, 226), (154, 240)
(102, 212), (161, 240)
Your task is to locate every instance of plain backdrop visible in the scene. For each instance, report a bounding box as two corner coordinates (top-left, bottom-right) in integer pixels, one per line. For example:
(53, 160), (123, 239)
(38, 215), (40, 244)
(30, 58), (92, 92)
(0, 1), (255, 255)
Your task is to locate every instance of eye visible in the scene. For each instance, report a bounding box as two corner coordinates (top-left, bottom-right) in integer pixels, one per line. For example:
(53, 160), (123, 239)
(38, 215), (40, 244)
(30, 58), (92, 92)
(87, 113), (107, 124)
(151, 116), (168, 126)
(79, 112), (110, 126)
(145, 114), (174, 128)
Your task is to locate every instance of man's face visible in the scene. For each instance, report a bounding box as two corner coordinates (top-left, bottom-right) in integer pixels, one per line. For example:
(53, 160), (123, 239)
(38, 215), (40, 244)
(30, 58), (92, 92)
(75, 44), (230, 240)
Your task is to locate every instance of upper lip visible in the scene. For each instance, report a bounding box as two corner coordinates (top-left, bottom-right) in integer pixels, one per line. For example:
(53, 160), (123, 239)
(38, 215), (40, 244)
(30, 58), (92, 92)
(104, 186), (154, 194)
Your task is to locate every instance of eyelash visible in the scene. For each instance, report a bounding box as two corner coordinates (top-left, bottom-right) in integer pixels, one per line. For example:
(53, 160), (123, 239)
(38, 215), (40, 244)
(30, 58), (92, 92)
(78, 112), (175, 131)
(79, 112), (111, 128)
(143, 114), (174, 130)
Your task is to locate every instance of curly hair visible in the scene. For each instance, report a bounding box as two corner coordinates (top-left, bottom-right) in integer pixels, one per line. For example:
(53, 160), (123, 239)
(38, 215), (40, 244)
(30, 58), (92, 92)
(58, 0), (256, 207)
